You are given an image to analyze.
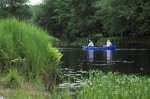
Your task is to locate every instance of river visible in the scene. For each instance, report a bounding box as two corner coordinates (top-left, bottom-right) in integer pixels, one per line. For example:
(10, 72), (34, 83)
(58, 47), (150, 92)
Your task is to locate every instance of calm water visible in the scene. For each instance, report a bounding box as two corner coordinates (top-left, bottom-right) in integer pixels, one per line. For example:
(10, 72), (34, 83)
(59, 47), (150, 76)
(58, 47), (150, 96)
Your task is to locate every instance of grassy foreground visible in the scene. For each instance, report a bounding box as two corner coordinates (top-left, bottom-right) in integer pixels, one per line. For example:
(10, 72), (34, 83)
(77, 71), (150, 99)
(50, 71), (150, 99)
(0, 68), (47, 99)
(0, 71), (150, 99)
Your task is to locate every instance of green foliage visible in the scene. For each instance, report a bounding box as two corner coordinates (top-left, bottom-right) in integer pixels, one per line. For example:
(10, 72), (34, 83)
(0, 0), (32, 20)
(32, 75), (45, 91)
(0, 72), (47, 98)
(9, 90), (31, 99)
(4, 68), (21, 88)
(34, 0), (150, 38)
(36, 71), (150, 99)
(77, 71), (150, 99)
(0, 49), (10, 72)
(9, 89), (46, 99)
(35, 0), (62, 36)
(0, 18), (62, 89)
(65, 0), (102, 38)
(35, 0), (102, 38)
(96, 0), (150, 36)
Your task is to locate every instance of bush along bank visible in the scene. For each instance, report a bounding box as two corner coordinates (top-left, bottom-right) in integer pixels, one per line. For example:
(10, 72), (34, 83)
(0, 18), (62, 90)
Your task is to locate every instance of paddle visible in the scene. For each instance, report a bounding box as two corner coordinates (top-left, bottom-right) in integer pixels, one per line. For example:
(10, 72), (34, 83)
(85, 38), (89, 49)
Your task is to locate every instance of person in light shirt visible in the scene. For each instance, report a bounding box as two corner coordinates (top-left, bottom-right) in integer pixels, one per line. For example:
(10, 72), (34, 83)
(88, 39), (94, 46)
(106, 39), (112, 46)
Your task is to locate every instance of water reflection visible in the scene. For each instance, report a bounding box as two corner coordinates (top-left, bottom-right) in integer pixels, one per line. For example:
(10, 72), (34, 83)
(88, 50), (94, 63)
(87, 50), (113, 64)
(60, 47), (150, 76)
(106, 50), (112, 64)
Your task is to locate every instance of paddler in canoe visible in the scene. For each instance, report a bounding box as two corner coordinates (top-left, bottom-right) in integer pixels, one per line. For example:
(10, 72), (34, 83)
(87, 39), (94, 47)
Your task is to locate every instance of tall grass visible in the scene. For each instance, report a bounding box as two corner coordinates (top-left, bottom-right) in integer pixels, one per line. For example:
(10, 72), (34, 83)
(0, 18), (62, 89)
(0, 70), (48, 99)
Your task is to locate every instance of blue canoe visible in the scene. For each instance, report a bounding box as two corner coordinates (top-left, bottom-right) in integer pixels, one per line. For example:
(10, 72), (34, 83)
(82, 45), (117, 50)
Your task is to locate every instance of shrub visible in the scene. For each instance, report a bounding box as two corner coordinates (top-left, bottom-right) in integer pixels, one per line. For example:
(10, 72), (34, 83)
(0, 18), (62, 89)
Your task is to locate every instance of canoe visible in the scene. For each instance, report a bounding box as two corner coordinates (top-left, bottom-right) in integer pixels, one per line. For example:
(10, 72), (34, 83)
(82, 45), (116, 50)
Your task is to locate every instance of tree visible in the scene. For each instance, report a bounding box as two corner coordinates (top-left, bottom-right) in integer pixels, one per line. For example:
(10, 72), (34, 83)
(65, 0), (102, 38)
(0, 0), (32, 20)
(35, 0), (103, 38)
(35, 0), (64, 37)
(96, 0), (150, 37)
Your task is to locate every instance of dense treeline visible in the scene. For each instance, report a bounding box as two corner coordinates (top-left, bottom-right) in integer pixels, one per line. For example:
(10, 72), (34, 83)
(35, 0), (102, 38)
(0, 0), (150, 38)
(35, 0), (150, 38)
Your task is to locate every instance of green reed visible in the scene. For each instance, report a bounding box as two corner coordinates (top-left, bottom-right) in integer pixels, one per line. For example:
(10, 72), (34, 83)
(77, 71), (150, 99)
(0, 18), (62, 89)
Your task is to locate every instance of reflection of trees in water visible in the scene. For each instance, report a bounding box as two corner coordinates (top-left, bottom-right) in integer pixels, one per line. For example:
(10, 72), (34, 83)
(88, 50), (94, 63)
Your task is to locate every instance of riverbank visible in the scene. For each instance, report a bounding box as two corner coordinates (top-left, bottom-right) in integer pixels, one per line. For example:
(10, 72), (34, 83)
(0, 72), (48, 99)
(1, 71), (150, 99)
(0, 18), (62, 99)
(56, 37), (150, 48)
